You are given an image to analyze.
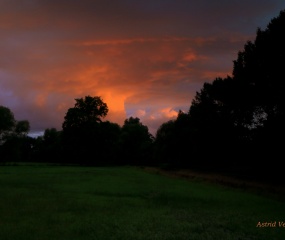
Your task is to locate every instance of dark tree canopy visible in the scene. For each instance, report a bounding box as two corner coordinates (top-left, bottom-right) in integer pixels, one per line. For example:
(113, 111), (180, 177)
(0, 106), (30, 139)
(120, 117), (154, 165)
(62, 95), (108, 130)
(230, 10), (285, 158)
(154, 120), (176, 166)
(181, 9), (285, 180)
(232, 10), (285, 127)
(0, 106), (32, 162)
(60, 96), (123, 165)
(189, 9), (285, 138)
(15, 120), (30, 136)
(154, 111), (195, 168)
(0, 106), (15, 135)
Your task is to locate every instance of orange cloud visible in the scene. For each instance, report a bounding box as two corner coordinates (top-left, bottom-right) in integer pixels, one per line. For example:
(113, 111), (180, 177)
(35, 94), (47, 108)
(133, 109), (146, 118)
(1, 33), (233, 132)
(160, 107), (178, 118)
(130, 106), (179, 135)
(2, 0), (281, 135)
(75, 37), (201, 47)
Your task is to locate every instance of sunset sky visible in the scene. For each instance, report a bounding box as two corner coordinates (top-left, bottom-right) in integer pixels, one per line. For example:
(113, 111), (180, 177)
(1, 0), (284, 137)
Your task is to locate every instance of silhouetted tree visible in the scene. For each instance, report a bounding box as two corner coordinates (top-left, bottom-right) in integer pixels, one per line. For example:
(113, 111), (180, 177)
(0, 106), (15, 143)
(232, 10), (285, 162)
(183, 10), (285, 182)
(31, 128), (63, 163)
(119, 117), (154, 165)
(0, 106), (32, 162)
(99, 121), (121, 164)
(1, 135), (34, 162)
(154, 120), (176, 167)
(15, 120), (30, 136)
(61, 96), (115, 165)
(154, 111), (195, 169)
(188, 77), (247, 169)
(62, 95), (108, 130)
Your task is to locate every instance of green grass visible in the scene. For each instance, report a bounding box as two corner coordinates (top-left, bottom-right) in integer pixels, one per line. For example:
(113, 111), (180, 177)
(0, 165), (284, 240)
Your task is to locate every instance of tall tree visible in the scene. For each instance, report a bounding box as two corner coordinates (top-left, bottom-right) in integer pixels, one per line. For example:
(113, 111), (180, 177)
(0, 106), (32, 162)
(189, 77), (248, 169)
(232, 10), (285, 131)
(0, 106), (15, 138)
(154, 111), (193, 168)
(119, 117), (154, 165)
(62, 95), (108, 130)
(61, 96), (111, 164)
(231, 10), (285, 167)
(32, 128), (63, 163)
(15, 120), (30, 136)
(185, 10), (285, 180)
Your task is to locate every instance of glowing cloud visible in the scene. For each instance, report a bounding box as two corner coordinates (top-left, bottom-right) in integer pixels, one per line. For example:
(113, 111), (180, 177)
(0, 0), (284, 135)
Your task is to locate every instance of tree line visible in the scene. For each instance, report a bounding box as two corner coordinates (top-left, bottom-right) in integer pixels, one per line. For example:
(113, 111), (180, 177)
(1, 10), (285, 184)
(0, 96), (154, 166)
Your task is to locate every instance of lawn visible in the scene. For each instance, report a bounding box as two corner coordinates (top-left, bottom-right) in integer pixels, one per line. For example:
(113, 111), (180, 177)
(0, 165), (284, 240)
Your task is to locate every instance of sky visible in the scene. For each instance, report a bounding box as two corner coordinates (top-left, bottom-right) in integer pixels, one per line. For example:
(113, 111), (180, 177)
(1, 0), (285, 137)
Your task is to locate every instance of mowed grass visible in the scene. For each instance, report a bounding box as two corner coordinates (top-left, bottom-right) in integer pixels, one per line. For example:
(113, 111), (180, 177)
(0, 165), (284, 240)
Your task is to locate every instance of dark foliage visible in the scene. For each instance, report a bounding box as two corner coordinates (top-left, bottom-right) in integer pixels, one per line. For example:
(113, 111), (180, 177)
(62, 95), (108, 130)
(31, 128), (63, 163)
(154, 111), (192, 169)
(0, 105), (32, 163)
(61, 96), (114, 165)
(1, 135), (34, 162)
(0, 106), (15, 137)
(119, 117), (154, 166)
(156, 10), (285, 183)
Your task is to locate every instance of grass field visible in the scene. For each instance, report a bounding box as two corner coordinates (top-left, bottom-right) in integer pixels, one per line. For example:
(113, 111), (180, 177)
(0, 165), (284, 240)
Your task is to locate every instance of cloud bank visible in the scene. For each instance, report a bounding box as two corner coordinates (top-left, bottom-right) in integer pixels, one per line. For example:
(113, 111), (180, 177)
(0, 0), (284, 135)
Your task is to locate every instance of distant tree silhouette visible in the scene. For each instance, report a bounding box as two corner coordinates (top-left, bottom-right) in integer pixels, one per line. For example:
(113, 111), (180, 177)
(119, 117), (154, 165)
(62, 95), (108, 130)
(43, 128), (61, 145)
(61, 96), (124, 165)
(0, 106), (15, 142)
(15, 120), (30, 136)
(1, 135), (34, 162)
(154, 120), (176, 167)
(154, 111), (193, 168)
(99, 121), (121, 163)
(31, 128), (63, 163)
(61, 96), (109, 164)
(188, 77), (246, 169)
(0, 106), (32, 162)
